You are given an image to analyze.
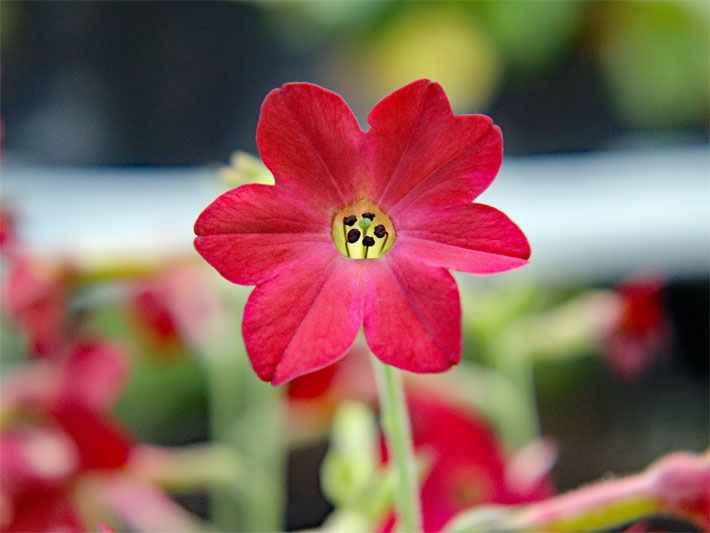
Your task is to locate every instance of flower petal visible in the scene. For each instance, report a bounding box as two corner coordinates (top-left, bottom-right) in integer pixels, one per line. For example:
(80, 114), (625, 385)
(50, 401), (133, 470)
(257, 83), (368, 212)
(194, 184), (332, 285)
(57, 342), (128, 412)
(368, 79), (501, 213)
(242, 256), (364, 385)
(194, 183), (328, 236)
(364, 252), (461, 372)
(396, 203), (530, 274)
(105, 478), (206, 533)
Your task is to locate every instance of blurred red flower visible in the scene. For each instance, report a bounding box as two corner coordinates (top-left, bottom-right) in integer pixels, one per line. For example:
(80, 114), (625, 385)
(2, 256), (74, 358)
(0, 207), (16, 253)
(381, 392), (553, 532)
(0, 342), (132, 532)
(603, 277), (668, 379)
(131, 276), (184, 355)
(195, 79), (529, 385)
(128, 263), (230, 356)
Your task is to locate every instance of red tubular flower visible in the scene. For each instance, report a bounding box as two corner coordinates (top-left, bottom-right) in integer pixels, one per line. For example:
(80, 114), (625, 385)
(195, 80), (530, 385)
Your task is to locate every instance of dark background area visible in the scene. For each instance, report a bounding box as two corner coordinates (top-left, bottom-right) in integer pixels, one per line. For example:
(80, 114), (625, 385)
(2, 1), (708, 165)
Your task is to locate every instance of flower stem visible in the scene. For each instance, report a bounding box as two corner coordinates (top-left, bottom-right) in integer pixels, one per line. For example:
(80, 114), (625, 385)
(372, 358), (422, 532)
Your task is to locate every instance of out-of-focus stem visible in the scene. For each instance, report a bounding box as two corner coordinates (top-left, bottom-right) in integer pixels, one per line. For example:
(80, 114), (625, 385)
(372, 358), (422, 532)
(204, 337), (285, 532)
(200, 288), (285, 532)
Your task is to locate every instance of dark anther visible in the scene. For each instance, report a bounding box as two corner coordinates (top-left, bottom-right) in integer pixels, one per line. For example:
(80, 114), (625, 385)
(362, 236), (375, 247)
(361, 212), (375, 220)
(347, 228), (361, 243)
(374, 224), (386, 238)
(343, 215), (357, 226)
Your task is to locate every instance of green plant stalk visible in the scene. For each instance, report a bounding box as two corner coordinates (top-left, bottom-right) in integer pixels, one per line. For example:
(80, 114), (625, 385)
(372, 358), (422, 532)
(200, 289), (285, 532)
(203, 340), (285, 532)
(487, 330), (544, 449)
(203, 341), (247, 530)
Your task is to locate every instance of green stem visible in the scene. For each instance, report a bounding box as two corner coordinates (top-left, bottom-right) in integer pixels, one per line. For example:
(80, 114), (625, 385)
(200, 289), (285, 532)
(488, 336), (541, 449)
(203, 344), (285, 531)
(372, 358), (422, 532)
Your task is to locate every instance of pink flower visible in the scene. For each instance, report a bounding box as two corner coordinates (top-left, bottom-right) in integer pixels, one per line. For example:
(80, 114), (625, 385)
(195, 80), (529, 385)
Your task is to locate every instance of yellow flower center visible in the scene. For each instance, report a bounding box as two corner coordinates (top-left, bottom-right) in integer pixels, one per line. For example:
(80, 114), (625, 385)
(332, 201), (396, 259)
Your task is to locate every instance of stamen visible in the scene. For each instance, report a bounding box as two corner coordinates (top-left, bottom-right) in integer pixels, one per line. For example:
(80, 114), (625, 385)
(332, 202), (395, 259)
(362, 236), (375, 259)
(380, 232), (389, 255)
(347, 228), (361, 243)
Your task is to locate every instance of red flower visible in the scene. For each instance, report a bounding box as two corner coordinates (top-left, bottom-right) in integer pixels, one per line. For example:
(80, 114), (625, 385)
(381, 392), (552, 532)
(2, 256), (74, 358)
(603, 277), (668, 379)
(195, 80), (529, 385)
(128, 264), (226, 355)
(0, 206), (17, 253)
(0, 342), (133, 532)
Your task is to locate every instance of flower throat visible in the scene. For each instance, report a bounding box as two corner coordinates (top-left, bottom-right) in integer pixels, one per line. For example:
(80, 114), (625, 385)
(332, 201), (396, 259)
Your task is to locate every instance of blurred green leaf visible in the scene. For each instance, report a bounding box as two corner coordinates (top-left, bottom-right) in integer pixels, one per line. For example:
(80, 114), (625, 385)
(321, 402), (378, 509)
(472, 0), (584, 73)
(113, 354), (208, 444)
(594, 1), (709, 127)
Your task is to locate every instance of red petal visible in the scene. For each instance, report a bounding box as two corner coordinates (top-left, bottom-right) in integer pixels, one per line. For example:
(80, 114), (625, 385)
(50, 402), (133, 471)
(194, 184), (327, 236)
(194, 184), (332, 285)
(257, 83), (367, 212)
(2, 487), (81, 533)
(242, 256), (364, 385)
(364, 252), (461, 372)
(57, 341), (128, 412)
(368, 79), (501, 213)
(396, 203), (530, 274)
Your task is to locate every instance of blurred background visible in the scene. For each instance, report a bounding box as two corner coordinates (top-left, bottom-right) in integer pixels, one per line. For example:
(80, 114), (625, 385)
(1, 1), (708, 532)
